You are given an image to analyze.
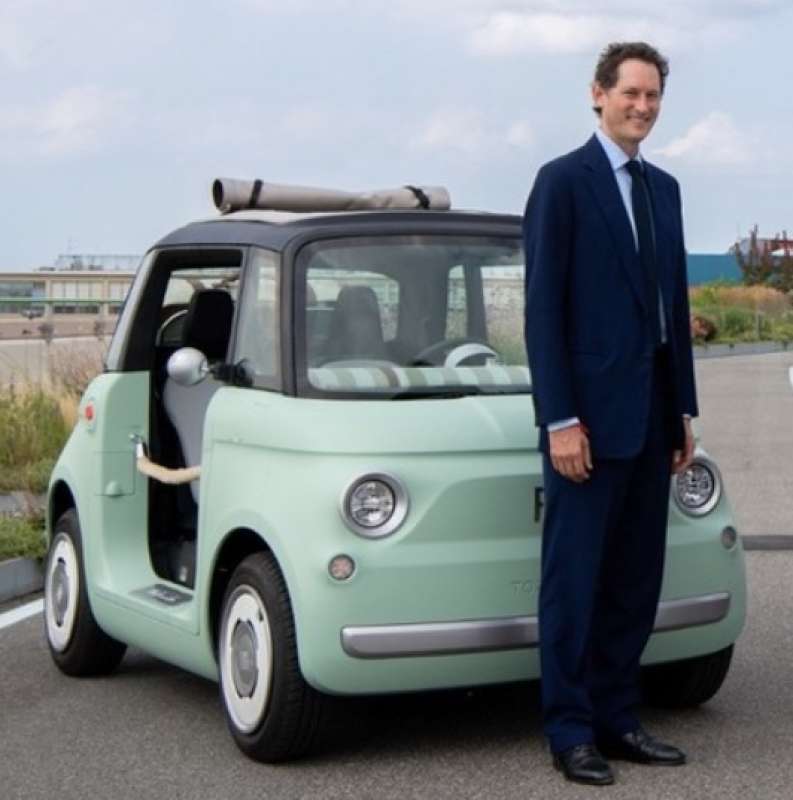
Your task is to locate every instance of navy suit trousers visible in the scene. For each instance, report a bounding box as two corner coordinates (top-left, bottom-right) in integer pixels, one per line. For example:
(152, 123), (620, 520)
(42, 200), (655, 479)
(539, 353), (677, 754)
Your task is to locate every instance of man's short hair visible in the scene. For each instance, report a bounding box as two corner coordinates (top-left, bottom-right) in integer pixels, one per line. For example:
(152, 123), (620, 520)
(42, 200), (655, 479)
(592, 42), (669, 116)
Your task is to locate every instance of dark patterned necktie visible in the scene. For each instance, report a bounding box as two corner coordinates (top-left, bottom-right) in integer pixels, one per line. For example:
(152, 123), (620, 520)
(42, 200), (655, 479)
(625, 159), (662, 347)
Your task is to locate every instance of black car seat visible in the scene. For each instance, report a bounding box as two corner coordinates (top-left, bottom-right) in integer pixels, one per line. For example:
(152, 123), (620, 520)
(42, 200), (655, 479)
(163, 289), (234, 502)
(324, 285), (388, 362)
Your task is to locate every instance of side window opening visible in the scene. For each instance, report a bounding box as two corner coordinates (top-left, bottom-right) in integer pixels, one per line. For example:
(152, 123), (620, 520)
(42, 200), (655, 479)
(140, 251), (242, 591)
(233, 248), (281, 391)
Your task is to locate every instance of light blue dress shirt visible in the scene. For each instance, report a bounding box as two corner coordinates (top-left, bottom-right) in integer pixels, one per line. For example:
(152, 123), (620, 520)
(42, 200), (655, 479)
(547, 128), (669, 434)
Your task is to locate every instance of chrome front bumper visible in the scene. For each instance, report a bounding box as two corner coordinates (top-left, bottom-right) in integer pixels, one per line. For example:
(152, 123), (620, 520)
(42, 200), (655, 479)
(341, 592), (730, 660)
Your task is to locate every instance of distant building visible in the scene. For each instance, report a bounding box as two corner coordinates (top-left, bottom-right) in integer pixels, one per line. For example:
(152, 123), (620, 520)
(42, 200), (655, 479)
(0, 267), (136, 339)
(0, 250), (744, 312)
(0, 270), (134, 314)
(53, 253), (141, 271)
(734, 234), (793, 258)
(686, 253), (741, 285)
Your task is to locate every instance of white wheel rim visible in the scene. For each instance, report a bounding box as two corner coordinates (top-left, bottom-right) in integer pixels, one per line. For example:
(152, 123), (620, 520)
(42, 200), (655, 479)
(44, 532), (80, 652)
(220, 584), (274, 733)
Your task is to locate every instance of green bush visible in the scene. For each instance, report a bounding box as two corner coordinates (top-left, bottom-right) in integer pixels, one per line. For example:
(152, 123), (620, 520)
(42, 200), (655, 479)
(689, 280), (793, 343)
(690, 284), (721, 309)
(0, 458), (56, 493)
(720, 308), (756, 338)
(0, 515), (46, 561)
(770, 321), (793, 342)
(0, 389), (69, 470)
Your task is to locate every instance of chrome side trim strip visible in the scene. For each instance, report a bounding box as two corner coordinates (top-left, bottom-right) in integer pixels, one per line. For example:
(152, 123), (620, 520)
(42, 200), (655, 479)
(341, 592), (731, 659)
(653, 592), (731, 633)
(342, 616), (538, 660)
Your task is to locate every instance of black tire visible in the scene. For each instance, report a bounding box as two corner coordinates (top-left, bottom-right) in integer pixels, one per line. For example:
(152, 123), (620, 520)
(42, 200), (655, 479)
(642, 645), (734, 708)
(44, 509), (127, 676)
(217, 551), (327, 762)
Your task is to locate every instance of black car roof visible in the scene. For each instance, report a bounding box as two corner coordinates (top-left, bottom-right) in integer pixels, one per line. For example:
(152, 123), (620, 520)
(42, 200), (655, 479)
(154, 209), (523, 252)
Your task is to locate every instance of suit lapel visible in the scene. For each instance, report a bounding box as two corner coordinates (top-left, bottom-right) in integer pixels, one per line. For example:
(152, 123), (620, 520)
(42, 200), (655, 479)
(579, 135), (647, 315)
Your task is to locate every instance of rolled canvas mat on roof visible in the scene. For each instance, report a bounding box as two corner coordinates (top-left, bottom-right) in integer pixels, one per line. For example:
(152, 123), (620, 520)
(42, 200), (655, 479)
(213, 179), (451, 214)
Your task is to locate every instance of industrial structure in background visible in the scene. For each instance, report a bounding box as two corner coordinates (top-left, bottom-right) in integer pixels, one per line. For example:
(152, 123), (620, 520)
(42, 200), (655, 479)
(0, 253), (136, 339)
(0, 250), (742, 340)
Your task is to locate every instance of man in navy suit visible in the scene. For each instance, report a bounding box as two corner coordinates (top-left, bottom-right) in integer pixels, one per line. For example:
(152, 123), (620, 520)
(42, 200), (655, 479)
(523, 42), (698, 785)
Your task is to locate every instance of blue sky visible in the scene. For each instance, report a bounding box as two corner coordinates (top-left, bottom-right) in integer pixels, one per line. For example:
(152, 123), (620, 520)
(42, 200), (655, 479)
(1, 0), (792, 269)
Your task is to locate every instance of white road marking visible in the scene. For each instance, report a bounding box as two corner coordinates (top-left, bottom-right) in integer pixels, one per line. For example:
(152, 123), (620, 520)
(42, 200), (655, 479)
(0, 598), (44, 631)
(789, 367), (793, 390)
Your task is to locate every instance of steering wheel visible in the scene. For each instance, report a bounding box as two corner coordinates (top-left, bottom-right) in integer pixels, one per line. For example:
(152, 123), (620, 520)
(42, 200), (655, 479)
(411, 338), (500, 367)
(156, 309), (188, 346)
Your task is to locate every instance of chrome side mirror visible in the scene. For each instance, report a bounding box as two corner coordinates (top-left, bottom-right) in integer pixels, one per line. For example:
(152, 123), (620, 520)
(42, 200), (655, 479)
(167, 347), (210, 386)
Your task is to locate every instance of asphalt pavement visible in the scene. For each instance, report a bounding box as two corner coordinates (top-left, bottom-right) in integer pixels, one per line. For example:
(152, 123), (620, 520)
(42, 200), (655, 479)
(694, 351), (793, 536)
(1, 351), (792, 799)
(0, 551), (790, 800)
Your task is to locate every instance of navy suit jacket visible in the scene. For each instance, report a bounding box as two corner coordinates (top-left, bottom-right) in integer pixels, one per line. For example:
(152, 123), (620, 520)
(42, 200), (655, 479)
(523, 134), (698, 459)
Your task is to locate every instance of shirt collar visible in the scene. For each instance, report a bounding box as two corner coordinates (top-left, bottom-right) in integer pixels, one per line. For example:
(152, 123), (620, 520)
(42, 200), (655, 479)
(594, 127), (643, 173)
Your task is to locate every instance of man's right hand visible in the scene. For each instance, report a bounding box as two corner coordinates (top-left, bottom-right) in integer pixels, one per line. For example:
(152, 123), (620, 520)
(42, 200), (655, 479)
(549, 424), (592, 483)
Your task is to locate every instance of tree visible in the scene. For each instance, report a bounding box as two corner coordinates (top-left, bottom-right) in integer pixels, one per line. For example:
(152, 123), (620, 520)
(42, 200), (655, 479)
(733, 226), (793, 292)
(774, 233), (793, 293)
(733, 225), (774, 285)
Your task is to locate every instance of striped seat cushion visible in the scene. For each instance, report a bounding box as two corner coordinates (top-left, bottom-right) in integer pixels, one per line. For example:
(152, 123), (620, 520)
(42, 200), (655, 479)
(308, 365), (531, 391)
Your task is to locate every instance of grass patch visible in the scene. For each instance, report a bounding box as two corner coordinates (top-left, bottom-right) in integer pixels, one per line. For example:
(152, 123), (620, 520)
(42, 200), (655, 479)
(0, 388), (69, 495)
(0, 345), (100, 499)
(0, 458), (56, 494)
(0, 515), (46, 561)
(0, 387), (70, 465)
(690, 283), (790, 314)
(689, 282), (793, 344)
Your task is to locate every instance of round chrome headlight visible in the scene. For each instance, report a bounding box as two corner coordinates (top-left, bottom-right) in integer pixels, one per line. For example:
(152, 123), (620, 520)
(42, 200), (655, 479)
(340, 473), (409, 538)
(673, 458), (722, 517)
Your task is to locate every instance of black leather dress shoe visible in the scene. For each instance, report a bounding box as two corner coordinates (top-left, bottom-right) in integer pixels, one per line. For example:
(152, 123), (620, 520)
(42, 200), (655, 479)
(597, 727), (686, 766)
(553, 743), (615, 785)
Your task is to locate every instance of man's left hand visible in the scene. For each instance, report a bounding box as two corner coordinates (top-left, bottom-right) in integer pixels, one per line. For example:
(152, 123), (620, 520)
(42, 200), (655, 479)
(671, 417), (695, 474)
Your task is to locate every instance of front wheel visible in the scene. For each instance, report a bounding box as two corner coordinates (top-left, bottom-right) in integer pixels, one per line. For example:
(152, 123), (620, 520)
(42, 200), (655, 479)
(642, 645), (734, 708)
(218, 552), (326, 762)
(44, 509), (127, 676)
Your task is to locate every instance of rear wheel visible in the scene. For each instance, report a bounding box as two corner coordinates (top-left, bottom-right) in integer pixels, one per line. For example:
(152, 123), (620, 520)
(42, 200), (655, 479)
(44, 509), (126, 676)
(642, 645), (734, 708)
(218, 551), (326, 762)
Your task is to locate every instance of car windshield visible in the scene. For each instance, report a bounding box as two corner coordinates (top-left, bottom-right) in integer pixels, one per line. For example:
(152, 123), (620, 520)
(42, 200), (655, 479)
(296, 234), (529, 398)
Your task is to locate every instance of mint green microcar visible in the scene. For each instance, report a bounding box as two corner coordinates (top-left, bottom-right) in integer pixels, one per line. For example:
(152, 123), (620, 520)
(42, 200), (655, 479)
(43, 183), (746, 762)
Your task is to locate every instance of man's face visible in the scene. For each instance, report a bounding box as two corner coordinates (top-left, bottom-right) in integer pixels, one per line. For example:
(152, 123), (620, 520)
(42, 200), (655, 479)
(592, 58), (662, 154)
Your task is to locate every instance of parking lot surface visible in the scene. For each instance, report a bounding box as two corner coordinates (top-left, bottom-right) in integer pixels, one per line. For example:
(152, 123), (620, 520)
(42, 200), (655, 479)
(695, 351), (793, 536)
(0, 552), (789, 800)
(1, 352), (791, 800)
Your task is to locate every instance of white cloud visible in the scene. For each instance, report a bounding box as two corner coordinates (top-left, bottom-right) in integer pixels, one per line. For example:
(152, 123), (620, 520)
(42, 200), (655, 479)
(506, 120), (535, 149)
(466, 9), (743, 56)
(410, 109), (536, 157)
(39, 87), (123, 155)
(389, 0), (791, 57)
(0, 86), (134, 158)
(411, 108), (487, 154)
(653, 112), (752, 166)
(470, 13), (611, 56)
